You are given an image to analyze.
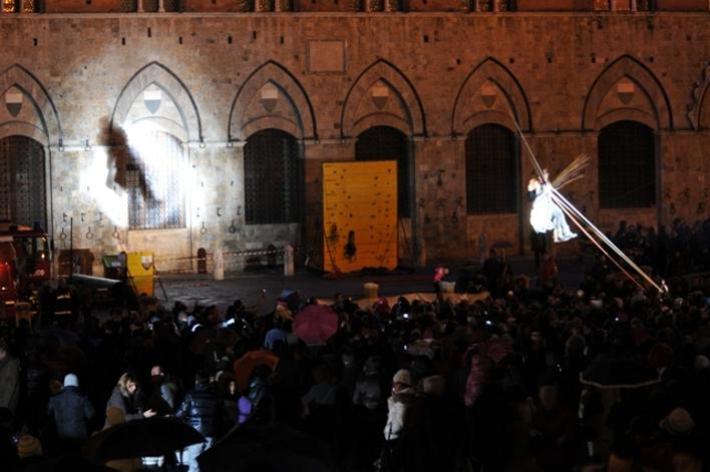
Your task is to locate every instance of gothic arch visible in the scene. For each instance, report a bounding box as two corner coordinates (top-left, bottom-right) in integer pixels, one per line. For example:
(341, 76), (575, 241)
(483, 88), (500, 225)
(340, 59), (426, 139)
(228, 61), (317, 141)
(0, 122), (48, 145)
(0, 64), (63, 146)
(111, 62), (202, 143)
(451, 57), (532, 136)
(688, 61), (710, 130)
(582, 55), (673, 131)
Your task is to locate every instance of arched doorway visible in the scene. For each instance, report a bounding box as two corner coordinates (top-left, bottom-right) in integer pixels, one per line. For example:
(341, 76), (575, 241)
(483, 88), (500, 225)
(465, 124), (518, 215)
(598, 121), (656, 209)
(244, 129), (302, 224)
(0, 136), (46, 228)
(125, 129), (186, 230)
(355, 126), (411, 218)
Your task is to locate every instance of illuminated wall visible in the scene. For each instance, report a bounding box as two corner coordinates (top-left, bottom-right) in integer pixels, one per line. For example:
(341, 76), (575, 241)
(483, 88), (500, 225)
(0, 12), (707, 271)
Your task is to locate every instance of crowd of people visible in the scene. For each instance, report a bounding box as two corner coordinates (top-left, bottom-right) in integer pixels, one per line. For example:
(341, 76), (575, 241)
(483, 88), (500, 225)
(0, 226), (709, 471)
(608, 218), (710, 277)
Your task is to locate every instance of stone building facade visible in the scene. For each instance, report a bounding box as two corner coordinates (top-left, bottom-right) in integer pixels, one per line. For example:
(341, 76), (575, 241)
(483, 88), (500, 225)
(0, 2), (708, 273)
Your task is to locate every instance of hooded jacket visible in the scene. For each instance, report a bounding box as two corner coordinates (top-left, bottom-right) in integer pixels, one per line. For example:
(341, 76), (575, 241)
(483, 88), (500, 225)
(48, 386), (95, 440)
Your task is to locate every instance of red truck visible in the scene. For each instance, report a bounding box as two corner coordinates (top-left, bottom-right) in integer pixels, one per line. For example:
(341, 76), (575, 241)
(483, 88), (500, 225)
(0, 222), (51, 318)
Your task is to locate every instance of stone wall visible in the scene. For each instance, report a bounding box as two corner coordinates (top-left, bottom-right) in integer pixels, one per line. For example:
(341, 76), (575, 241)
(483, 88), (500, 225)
(0, 12), (708, 272)
(21, 0), (710, 12)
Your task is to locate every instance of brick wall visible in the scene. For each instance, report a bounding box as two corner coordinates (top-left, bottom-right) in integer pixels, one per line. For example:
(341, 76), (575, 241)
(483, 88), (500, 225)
(28, 0), (710, 11)
(0, 12), (708, 269)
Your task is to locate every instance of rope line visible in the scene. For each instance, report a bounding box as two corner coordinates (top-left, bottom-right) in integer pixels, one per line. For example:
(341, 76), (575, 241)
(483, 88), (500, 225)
(508, 110), (667, 294)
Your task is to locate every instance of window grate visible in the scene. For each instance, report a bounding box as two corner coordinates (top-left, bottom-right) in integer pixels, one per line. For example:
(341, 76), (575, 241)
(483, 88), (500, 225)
(0, 136), (46, 229)
(465, 124), (517, 214)
(244, 129), (301, 225)
(127, 130), (186, 230)
(598, 121), (655, 209)
(355, 126), (410, 218)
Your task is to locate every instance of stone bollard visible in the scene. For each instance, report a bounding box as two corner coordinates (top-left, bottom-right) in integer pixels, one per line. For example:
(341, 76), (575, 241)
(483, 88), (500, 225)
(284, 244), (295, 277)
(213, 249), (224, 281)
(363, 282), (379, 299)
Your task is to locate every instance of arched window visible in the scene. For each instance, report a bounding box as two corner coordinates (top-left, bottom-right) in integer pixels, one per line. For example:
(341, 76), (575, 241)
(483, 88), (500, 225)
(465, 124), (517, 214)
(0, 136), (46, 228)
(598, 121), (656, 209)
(355, 126), (410, 218)
(127, 129), (186, 229)
(244, 129), (301, 224)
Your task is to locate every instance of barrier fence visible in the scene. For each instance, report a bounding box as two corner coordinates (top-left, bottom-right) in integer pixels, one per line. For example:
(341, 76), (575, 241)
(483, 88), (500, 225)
(154, 246), (293, 275)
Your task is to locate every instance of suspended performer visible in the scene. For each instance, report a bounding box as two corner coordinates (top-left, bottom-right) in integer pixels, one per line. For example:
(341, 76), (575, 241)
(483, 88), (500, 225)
(527, 169), (577, 243)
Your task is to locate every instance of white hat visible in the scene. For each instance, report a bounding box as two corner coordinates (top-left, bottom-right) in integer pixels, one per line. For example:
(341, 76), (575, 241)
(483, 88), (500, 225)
(392, 369), (412, 387)
(63, 373), (79, 388)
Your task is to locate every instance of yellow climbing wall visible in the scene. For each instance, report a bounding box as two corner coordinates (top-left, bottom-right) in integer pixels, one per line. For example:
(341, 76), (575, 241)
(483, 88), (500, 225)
(322, 161), (398, 273)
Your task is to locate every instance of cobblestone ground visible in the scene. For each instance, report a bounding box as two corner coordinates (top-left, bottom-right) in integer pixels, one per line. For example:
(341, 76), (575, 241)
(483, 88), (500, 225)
(158, 255), (588, 311)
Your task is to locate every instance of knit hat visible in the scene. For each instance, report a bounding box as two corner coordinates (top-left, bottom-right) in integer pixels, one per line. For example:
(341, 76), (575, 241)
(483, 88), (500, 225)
(64, 373), (79, 388)
(660, 407), (695, 435)
(106, 406), (126, 427)
(17, 434), (42, 459)
(392, 369), (412, 386)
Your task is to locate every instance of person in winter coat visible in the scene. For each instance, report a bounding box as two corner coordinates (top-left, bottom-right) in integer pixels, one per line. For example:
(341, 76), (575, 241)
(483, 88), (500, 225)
(401, 375), (460, 472)
(530, 385), (576, 471)
(351, 355), (386, 471)
(246, 364), (275, 425)
(147, 365), (179, 416)
(353, 356), (384, 411)
(175, 371), (223, 472)
(379, 369), (417, 472)
(47, 373), (95, 446)
(463, 349), (493, 407)
(0, 339), (20, 416)
(104, 373), (155, 428)
(384, 369), (415, 441)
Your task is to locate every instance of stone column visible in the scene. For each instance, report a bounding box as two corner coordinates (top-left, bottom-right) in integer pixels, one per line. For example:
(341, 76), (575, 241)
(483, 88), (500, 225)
(137, 0), (144, 12)
(213, 249), (224, 280)
(158, 0), (165, 11)
(284, 244), (294, 276)
(2, 0), (16, 13)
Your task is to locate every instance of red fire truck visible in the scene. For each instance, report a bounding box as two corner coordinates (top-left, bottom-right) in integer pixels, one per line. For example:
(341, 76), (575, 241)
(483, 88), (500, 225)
(0, 222), (51, 318)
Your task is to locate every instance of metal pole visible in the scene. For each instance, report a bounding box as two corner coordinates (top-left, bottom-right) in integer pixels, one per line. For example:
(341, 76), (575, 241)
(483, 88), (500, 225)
(69, 217), (73, 280)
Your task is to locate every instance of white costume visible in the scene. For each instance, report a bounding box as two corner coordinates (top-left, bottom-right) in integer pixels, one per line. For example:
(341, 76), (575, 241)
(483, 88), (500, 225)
(529, 181), (577, 243)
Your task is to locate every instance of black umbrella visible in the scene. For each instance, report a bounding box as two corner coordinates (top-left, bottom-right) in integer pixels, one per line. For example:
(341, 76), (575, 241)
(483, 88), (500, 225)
(197, 423), (333, 472)
(83, 417), (204, 462)
(580, 355), (660, 389)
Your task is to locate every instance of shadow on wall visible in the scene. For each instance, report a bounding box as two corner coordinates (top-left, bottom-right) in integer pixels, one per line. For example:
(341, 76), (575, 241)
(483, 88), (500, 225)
(97, 116), (155, 204)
